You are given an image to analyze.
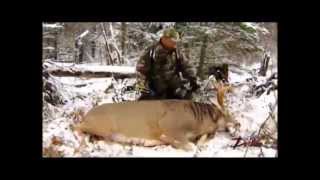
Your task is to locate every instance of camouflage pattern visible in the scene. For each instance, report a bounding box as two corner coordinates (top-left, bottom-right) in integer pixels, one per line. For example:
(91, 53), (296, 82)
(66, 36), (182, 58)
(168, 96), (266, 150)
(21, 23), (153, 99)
(136, 42), (199, 100)
(163, 28), (180, 40)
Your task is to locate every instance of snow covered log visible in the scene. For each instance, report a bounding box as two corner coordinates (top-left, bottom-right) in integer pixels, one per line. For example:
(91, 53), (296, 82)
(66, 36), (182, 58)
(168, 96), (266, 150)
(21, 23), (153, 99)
(47, 69), (136, 78)
(44, 61), (136, 78)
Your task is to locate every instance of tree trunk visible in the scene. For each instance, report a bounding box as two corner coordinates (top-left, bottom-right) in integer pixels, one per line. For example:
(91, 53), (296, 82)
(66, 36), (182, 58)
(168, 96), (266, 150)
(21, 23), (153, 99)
(101, 23), (113, 65)
(85, 51), (95, 63)
(53, 31), (58, 60)
(91, 41), (96, 59)
(184, 41), (191, 59)
(99, 47), (103, 65)
(259, 52), (270, 76)
(79, 45), (84, 64)
(121, 22), (128, 62)
(197, 34), (208, 80)
(109, 23), (122, 64)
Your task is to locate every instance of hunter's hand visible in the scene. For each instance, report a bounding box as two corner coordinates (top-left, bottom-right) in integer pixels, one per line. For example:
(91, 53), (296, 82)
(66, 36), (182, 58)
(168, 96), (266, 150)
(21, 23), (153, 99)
(190, 81), (200, 91)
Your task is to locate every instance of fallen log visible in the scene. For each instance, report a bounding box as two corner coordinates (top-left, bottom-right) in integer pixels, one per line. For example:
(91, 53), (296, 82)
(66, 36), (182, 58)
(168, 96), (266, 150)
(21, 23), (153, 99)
(47, 69), (136, 78)
(43, 60), (136, 78)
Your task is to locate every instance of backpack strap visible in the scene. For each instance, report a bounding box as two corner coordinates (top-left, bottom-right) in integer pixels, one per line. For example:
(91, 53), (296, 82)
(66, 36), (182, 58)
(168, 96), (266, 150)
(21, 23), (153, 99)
(174, 48), (183, 76)
(147, 44), (157, 91)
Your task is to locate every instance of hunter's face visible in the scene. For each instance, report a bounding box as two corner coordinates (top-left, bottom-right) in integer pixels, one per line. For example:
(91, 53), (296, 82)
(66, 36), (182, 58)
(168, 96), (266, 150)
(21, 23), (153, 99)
(161, 36), (177, 50)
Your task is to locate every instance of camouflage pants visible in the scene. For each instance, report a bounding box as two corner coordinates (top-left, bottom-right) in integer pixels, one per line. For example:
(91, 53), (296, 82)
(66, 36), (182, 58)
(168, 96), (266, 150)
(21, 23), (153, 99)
(138, 89), (192, 100)
(138, 77), (193, 100)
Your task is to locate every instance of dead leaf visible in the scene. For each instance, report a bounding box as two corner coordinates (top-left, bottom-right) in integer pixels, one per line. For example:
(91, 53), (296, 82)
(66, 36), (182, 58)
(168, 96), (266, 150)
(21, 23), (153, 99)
(43, 146), (63, 157)
(51, 136), (63, 145)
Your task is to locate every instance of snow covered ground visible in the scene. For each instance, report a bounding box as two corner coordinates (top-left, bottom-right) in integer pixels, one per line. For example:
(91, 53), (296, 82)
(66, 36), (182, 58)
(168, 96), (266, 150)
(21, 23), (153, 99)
(43, 63), (277, 158)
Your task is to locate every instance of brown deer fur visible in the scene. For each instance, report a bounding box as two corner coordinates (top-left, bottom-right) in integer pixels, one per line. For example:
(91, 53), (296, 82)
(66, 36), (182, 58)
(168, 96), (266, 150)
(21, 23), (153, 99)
(74, 84), (239, 151)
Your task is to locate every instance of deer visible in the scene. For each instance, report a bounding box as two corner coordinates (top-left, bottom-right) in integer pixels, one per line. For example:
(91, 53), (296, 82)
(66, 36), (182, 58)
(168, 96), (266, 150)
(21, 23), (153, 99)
(73, 81), (240, 151)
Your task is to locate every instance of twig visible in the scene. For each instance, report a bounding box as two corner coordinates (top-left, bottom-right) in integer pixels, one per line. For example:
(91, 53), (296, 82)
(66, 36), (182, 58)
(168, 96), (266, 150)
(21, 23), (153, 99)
(243, 142), (250, 157)
(242, 132), (256, 157)
(257, 98), (278, 137)
(258, 147), (265, 157)
(232, 136), (242, 149)
(237, 97), (276, 156)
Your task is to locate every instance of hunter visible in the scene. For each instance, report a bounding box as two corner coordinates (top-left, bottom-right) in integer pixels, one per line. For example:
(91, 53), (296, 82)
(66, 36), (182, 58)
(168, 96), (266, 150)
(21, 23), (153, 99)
(135, 28), (200, 100)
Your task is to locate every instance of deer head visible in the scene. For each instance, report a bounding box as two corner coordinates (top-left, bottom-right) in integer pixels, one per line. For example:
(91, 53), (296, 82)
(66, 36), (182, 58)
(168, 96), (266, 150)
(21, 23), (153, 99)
(213, 81), (240, 137)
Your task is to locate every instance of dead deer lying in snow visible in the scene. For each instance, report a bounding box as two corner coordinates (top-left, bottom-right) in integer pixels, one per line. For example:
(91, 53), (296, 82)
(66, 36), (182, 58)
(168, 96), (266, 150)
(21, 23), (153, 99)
(74, 82), (240, 151)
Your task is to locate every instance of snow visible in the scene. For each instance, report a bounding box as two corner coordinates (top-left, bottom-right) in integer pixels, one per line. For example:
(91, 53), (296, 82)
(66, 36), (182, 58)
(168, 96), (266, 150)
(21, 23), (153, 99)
(76, 64), (136, 73)
(42, 22), (277, 157)
(47, 62), (136, 74)
(242, 23), (257, 30)
(43, 23), (63, 29)
(247, 63), (261, 70)
(242, 22), (270, 35)
(232, 92), (276, 137)
(77, 30), (89, 39)
(43, 62), (277, 158)
(228, 70), (251, 84)
(43, 47), (55, 50)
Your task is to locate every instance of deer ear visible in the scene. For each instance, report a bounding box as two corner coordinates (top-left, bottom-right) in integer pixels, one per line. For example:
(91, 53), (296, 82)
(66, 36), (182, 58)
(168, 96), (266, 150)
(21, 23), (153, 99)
(217, 83), (225, 110)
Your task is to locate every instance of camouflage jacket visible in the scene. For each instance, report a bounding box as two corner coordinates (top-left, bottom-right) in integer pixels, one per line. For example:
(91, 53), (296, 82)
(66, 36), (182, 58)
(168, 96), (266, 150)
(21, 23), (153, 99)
(136, 42), (198, 95)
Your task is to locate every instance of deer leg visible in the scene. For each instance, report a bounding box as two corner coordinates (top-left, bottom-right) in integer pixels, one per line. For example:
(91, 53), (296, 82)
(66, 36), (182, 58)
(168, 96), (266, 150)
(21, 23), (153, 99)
(143, 139), (167, 147)
(73, 130), (88, 155)
(226, 122), (241, 137)
(107, 133), (130, 144)
(107, 133), (165, 147)
(196, 134), (208, 146)
(159, 134), (194, 151)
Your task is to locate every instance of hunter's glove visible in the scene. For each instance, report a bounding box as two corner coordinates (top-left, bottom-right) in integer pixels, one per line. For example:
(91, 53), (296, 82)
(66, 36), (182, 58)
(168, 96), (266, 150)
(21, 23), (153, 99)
(135, 79), (150, 93)
(190, 80), (200, 91)
(175, 87), (188, 99)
